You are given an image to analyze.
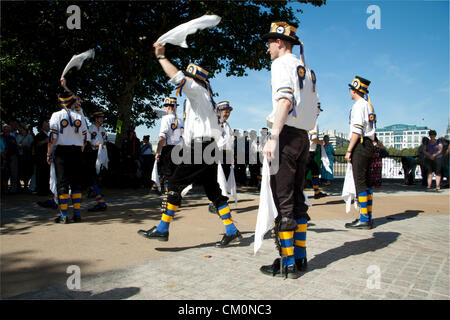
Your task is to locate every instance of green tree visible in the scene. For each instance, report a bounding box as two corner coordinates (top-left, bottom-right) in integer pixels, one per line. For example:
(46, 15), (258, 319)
(1, 0), (325, 146)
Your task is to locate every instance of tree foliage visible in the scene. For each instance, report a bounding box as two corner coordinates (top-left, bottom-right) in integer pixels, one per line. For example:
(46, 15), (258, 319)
(1, 0), (325, 145)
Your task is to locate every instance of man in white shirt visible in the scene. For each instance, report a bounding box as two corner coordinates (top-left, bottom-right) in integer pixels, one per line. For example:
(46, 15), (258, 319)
(344, 76), (376, 229)
(48, 81), (88, 224)
(209, 101), (234, 214)
(260, 22), (319, 279)
(155, 97), (184, 191)
(138, 43), (242, 248)
(306, 103), (327, 199)
(86, 111), (108, 212)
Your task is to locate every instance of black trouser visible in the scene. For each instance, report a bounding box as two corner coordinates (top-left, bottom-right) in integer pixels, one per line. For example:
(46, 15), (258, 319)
(270, 125), (310, 232)
(83, 147), (98, 187)
(306, 151), (320, 176)
(167, 140), (228, 208)
(54, 145), (83, 195)
(351, 137), (374, 195)
(141, 154), (155, 188)
(35, 157), (50, 195)
(160, 145), (177, 184)
(221, 150), (232, 181)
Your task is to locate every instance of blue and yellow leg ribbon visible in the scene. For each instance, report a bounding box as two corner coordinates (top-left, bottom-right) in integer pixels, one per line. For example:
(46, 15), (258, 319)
(71, 191), (82, 216)
(59, 194), (70, 217)
(358, 191), (369, 222)
(279, 231), (295, 267)
(217, 203), (237, 236)
(312, 175), (319, 195)
(367, 189), (373, 221)
(294, 218), (308, 259)
(156, 202), (178, 233)
(93, 184), (106, 206)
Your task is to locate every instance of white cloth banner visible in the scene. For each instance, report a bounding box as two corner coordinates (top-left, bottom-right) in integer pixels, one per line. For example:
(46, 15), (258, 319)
(341, 163), (359, 213)
(151, 161), (161, 192)
(254, 157), (278, 255)
(321, 145), (332, 174)
(96, 144), (109, 175)
(61, 49), (95, 78)
(156, 15), (221, 48)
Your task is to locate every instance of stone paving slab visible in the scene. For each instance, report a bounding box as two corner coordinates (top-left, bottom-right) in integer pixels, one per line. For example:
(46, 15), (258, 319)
(8, 214), (449, 300)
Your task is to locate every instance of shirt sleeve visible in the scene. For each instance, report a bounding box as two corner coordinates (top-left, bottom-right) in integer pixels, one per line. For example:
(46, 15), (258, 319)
(271, 60), (295, 104)
(49, 113), (59, 142)
(169, 71), (202, 98)
(159, 116), (169, 138)
(351, 103), (365, 135)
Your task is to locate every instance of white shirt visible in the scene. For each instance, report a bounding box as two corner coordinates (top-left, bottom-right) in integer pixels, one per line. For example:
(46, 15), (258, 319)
(49, 109), (88, 147)
(88, 124), (107, 149)
(309, 122), (319, 152)
(217, 121), (233, 151)
(267, 53), (319, 131)
(170, 71), (222, 143)
(159, 113), (184, 146)
(349, 98), (376, 140)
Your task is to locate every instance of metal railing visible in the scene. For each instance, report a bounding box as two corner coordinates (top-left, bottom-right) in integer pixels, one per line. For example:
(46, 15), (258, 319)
(332, 154), (417, 179)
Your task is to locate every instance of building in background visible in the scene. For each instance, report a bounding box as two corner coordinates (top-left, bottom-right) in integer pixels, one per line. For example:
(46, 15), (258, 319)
(319, 129), (349, 148)
(377, 124), (429, 150)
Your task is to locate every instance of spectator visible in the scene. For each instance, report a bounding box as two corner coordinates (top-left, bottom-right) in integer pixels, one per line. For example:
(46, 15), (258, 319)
(401, 156), (417, 185)
(416, 137), (429, 186)
(440, 137), (449, 188)
(248, 129), (260, 187)
(121, 127), (141, 188)
(368, 135), (388, 187)
(320, 135), (335, 185)
(424, 130), (443, 190)
(1, 124), (19, 194)
(34, 120), (51, 196)
(16, 124), (34, 193)
(233, 129), (246, 186)
(140, 135), (155, 189)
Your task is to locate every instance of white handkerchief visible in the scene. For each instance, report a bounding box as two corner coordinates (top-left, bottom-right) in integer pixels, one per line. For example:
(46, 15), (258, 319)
(254, 157), (278, 255)
(151, 161), (161, 192)
(61, 49), (95, 78)
(321, 145), (332, 174)
(342, 163), (359, 213)
(156, 15), (221, 48)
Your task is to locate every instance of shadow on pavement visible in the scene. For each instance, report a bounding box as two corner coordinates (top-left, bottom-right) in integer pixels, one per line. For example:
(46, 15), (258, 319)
(154, 231), (255, 252)
(307, 231), (401, 271)
(373, 210), (423, 228)
(10, 286), (141, 300)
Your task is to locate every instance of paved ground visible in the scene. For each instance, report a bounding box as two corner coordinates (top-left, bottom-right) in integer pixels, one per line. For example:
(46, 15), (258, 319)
(1, 179), (449, 300)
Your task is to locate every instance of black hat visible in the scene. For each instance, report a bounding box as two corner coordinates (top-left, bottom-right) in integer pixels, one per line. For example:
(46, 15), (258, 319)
(317, 102), (323, 111)
(348, 76), (371, 95)
(163, 97), (177, 108)
(262, 22), (300, 45)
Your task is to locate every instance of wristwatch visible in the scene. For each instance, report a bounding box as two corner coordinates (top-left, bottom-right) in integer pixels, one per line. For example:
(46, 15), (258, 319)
(157, 55), (166, 60)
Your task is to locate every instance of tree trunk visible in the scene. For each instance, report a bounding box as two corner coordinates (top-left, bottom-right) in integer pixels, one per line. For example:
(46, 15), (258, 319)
(115, 75), (137, 148)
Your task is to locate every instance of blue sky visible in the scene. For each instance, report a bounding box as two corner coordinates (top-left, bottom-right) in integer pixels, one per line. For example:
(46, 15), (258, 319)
(137, 0), (449, 142)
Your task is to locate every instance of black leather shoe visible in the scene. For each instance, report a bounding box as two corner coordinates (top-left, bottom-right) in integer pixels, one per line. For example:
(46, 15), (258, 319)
(314, 191), (328, 199)
(295, 257), (308, 272)
(137, 226), (169, 241)
(72, 215), (82, 223)
(54, 216), (69, 224)
(345, 219), (373, 229)
(208, 204), (217, 214)
(88, 204), (107, 212)
(215, 230), (243, 248)
(260, 258), (301, 279)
